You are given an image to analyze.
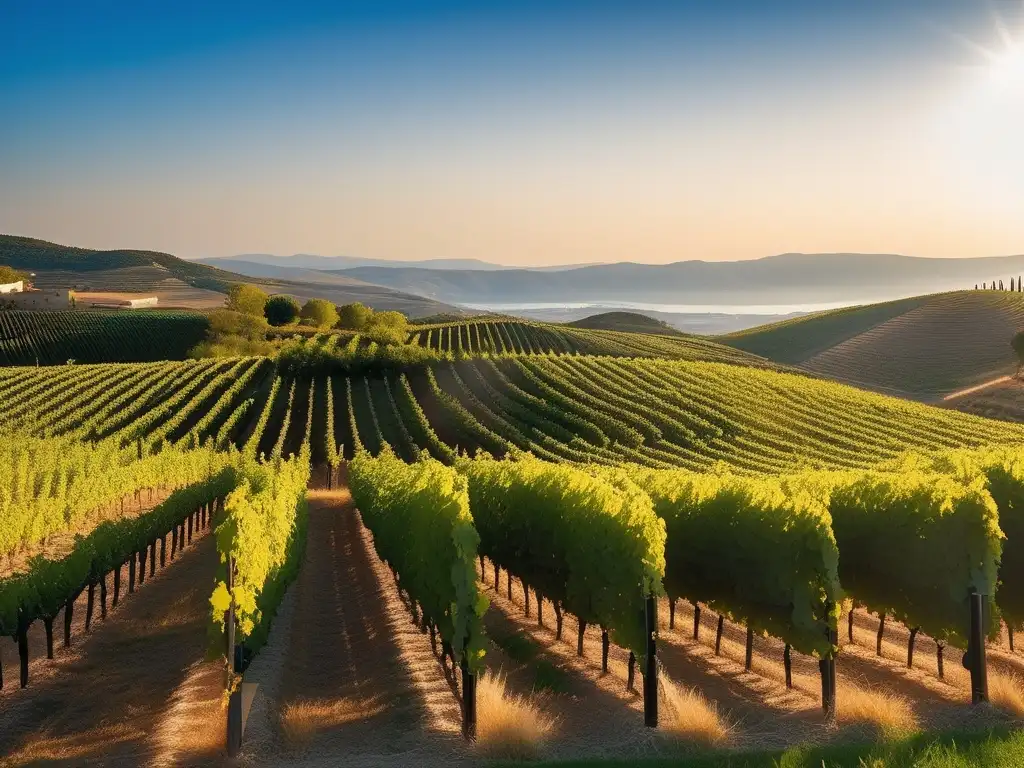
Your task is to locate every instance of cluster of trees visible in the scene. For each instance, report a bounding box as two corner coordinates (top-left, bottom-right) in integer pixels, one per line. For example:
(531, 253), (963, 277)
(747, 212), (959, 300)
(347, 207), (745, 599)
(225, 285), (405, 337)
(976, 277), (1023, 291)
(192, 284), (409, 358)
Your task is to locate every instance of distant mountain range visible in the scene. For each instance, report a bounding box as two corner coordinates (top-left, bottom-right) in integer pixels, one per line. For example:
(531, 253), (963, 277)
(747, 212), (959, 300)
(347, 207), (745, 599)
(198, 253), (601, 273)
(328, 253), (1024, 306)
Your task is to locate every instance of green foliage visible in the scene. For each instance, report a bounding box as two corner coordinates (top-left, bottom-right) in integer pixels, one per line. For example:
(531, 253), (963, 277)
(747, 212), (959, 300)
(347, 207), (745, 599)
(0, 435), (231, 560)
(264, 294), (301, 327)
(818, 469), (1002, 646)
(629, 467), (842, 656)
(0, 467), (236, 639)
(276, 333), (442, 375)
(907, 447), (1024, 632)
(337, 301), (373, 330)
(210, 448), (310, 654)
(299, 298), (339, 329)
(349, 448), (487, 670)
(190, 309), (272, 358)
(0, 264), (27, 284)
(0, 311), (209, 365)
(363, 310), (409, 346)
(226, 284), (269, 316)
(460, 456), (665, 659)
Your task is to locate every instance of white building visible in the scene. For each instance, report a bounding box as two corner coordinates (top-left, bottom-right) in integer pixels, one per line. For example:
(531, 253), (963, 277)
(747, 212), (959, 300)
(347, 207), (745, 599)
(2, 288), (73, 310)
(0, 281), (24, 294)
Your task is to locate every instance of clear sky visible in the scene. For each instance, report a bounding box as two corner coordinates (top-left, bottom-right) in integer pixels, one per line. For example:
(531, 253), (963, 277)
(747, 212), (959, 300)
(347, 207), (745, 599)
(1, 0), (1022, 265)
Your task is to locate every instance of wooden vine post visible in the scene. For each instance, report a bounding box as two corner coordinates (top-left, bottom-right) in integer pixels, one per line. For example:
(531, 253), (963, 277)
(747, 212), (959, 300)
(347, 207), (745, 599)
(819, 619), (838, 717)
(461, 646), (477, 741)
(225, 556), (243, 757)
(643, 594), (658, 727)
(17, 609), (29, 688)
(963, 592), (989, 704)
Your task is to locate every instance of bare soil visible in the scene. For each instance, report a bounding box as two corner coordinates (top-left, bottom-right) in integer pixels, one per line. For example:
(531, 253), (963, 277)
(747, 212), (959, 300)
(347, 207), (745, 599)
(238, 490), (466, 768)
(0, 522), (224, 767)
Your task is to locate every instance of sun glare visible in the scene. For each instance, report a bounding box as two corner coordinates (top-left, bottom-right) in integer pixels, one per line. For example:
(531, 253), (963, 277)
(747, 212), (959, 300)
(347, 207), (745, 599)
(988, 43), (1024, 88)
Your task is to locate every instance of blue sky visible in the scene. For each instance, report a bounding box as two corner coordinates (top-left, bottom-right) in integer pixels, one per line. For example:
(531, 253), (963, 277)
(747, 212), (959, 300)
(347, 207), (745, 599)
(1, 0), (1021, 264)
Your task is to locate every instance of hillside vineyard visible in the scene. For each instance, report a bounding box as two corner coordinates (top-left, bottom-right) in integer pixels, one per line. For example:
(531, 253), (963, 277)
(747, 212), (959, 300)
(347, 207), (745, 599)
(5, 319), (1024, 757)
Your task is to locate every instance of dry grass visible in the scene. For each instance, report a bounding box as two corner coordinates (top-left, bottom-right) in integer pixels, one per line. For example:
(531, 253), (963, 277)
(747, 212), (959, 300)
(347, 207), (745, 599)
(279, 695), (388, 748)
(989, 671), (1024, 717)
(836, 685), (918, 737)
(657, 675), (732, 747)
(475, 671), (555, 759)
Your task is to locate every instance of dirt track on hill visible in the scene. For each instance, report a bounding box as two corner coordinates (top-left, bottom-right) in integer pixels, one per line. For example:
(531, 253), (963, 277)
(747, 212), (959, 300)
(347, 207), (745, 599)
(0, 529), (224, 767)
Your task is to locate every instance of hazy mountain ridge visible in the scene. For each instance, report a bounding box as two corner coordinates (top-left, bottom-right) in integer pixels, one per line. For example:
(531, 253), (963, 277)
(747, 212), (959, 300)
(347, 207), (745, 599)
(198, 253), (602, 273)
(333, 253), (1024, 305)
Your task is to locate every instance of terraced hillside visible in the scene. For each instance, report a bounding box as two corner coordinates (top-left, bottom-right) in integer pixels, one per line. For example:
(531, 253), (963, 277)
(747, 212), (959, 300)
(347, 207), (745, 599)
(1, 234), (457, 315)
(409, 317), (774, 366)
(6, 355), (1024, 474)
(0, 310), (210, 365)
(722, 291), (1024, 398)
(0, 235), (242, 292)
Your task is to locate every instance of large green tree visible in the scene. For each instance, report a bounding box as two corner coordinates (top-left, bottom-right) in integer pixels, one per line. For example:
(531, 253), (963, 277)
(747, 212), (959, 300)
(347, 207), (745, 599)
(226, 284), (269, 316)
(337, 301), (373, 330)
(264, 295), (301, 327)
(299, 298), (339, 328)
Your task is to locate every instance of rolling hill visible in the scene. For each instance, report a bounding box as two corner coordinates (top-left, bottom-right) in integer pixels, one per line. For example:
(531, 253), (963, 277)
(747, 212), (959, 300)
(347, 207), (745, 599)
(721, 291), (1024, 398)
(198, 253), (602, 272)
(332, 252), (1024, 306)
(0, 235), (242, 292)
(567, 311), (685, 336)
(0, 235), (458, 316)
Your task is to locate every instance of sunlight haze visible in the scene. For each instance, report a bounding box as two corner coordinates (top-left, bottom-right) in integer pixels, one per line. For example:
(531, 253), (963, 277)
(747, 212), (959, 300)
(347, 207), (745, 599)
(1, 0), (1022, 264)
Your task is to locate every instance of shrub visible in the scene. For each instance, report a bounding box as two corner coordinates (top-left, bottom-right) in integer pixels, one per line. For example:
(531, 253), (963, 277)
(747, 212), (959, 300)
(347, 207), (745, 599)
(226, 284), (269, 316)
(265, 295), (301, 327)
(337, 302), (373, 330)
(299, 298), (339, 329)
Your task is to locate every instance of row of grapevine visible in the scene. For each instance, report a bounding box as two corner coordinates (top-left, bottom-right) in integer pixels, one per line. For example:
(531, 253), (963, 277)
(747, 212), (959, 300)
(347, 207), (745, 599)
(9, 352), (1024, 476)
(209, 446), (311, 668)
(0, 310), (208, 366)
(406, 317), (774, 367)
(1, 468), (234, 687)
(463, 457), (666, 662)
(0, 437), (230, 561)
(349, 449), (486, 673)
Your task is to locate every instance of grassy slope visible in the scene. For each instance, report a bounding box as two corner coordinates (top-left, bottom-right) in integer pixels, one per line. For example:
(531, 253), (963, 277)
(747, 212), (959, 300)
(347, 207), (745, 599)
(525, 728), (1024, 768)
(720, 296), (929, 364)
(568, 311), (685, 336)
(0, 235), (245, 292)
(722, 291), (1024, 397)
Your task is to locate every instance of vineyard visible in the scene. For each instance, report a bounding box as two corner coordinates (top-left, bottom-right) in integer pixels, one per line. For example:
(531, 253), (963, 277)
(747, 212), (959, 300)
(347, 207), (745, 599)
(4, 355), (1023, 474)
(0, 310), (210, 365)
(406, 317), (772, 365)
(5, 335), (1024, 765)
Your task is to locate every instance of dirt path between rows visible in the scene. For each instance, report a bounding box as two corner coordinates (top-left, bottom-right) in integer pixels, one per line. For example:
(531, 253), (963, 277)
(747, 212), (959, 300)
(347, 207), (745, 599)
(0, 529), (224, 767)
(239, 490), (466, 768)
